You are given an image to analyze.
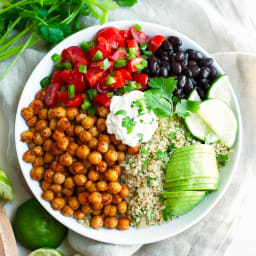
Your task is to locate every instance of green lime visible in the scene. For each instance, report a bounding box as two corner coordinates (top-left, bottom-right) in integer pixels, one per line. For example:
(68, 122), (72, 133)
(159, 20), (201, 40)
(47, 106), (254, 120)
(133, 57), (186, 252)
(0, 168), (14, 201)
(28, 248), (64, 256)
(13, 198), (67, 250)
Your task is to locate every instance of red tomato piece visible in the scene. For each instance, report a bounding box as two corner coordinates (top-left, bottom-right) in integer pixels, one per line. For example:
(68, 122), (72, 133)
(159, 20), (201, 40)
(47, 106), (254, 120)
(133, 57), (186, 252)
(148, 35), (166, 53)
(112, 70), (125, 88)
(87, 46), (98, 61)
(51, 70), (64, 86)
(119, 69), (132, 81)
(120, 29), (132, 40)
(110, 49), (128, 61)
(60, 69), (86, 93)
(97, 37), (112, 58)
(93, 93), (111, 108)
(96, 27), (123, 49)
(133, 74), (148, 89)
(127, 39), (140, 57)
(45, 83), (61, 107)
(128, 57), (145, 73)
(65, 94), (83, 107)
(61, 46), (87, 68)
(86, 68), (106, 87)
(90, 60), (113, 70)
(57, 91), (69, 102)
(130, 26), (151, 43)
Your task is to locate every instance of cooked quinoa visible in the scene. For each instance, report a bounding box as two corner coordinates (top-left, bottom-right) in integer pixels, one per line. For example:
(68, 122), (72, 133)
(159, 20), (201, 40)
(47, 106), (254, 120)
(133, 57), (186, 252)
(121, 116), (231, 228)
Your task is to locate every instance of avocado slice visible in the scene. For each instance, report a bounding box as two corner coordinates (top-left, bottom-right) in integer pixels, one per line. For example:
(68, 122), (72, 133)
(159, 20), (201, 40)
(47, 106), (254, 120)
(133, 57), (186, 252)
(162, 191), (206, 198)
(173, 144), (215, 155)
(164, 177), (218, 187)
(164, 183), (219, 191)
(170, 153), (216, 162)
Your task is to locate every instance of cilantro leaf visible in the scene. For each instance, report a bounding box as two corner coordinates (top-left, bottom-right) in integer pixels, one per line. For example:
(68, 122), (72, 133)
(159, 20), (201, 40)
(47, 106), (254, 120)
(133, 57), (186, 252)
(122, 116), (136, 134)
(163, 208), (172, 221)
(98, 0), (119, 11)
(115, 109), (126, 116)
(175, 99), (200, 118)
(137, 133), (144, 143)
(147, 209), (154, 220)
(217, 154), (229, 166)
(117, 0), (137, 7)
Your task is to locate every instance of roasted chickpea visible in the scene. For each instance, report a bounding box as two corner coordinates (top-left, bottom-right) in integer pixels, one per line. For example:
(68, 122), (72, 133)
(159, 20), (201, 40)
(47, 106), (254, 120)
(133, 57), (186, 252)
(117, 151), (125, 162)
(104, 150), (118, 162)
(98, 134), (110, 143)
(88, 192), (102, 205)
(50, 143), (63, 156)
(21, 107), (34, 120)
(128, 144), (141, 155)
(105, 169), (118, 182)
(66, 107), (79, 120)
(53, 172), (66, 185)
(30, 99), (43, 114)
(71, 162), (85, 175)
(97, 140), (109, 153)
(49, 119), (57, 130)
(68, 197), (80, 210)
(74, 125), (84, 136)
(23, 150), (36, 163)
(62, 187), (73, 196)
(38, 109), (48, 120)
(64, 177), (75, 189)
(62, 205), (74, 217)
(92, 209), (102, 216)
(118, 217), (129, 230)
(88, 169), (99, 182)
(117, 201), (127, 214)
(35, 89), (46, 101)
(54, 107), (66, 119)
(96, 181), (108, 192)
(41, 181), (51, 191)
(97, 106), (109, 118)
(88, 151), (102, 165)
(57, 137), (69, 151)
(48, 109), (55, 120)
(33, 157), (44, 166)
(87, 182), (97, 193)
(104, 216), (118, 229)
(44, 169), (55, 183)
(59, 153), (73, 166)
(88, 137), (98, 149)
(30, 166), (44, 180)
(90, 215), (103, 229)
(51, 198), (65, 210)
(33, 146), (43, 156)
(67, 142), (79, 156)
(112, 194), (122, 204)
(98, 161), (108, 173)
(108, 181), (122, 194)
(110, 134), (121, 145)
(103, 204), (117, 216)
(76, 145), (90, 160)
(102, 192), (113, 205)
(81, 204), (93, 215)
(28, 143), (36, 150)
(21, 131), (34, 143)
(81, 116), (95, 129)
(74, 174), (87, 186)
(117, 143), (127, 152)
(76, 113), (87, 123)
(92, 202), (103, 210)
(57, 117), (70, 131)
(51, 161), (65, 172)
(78, 192), (88, 205)
(33, 133), (44, 145)
(42, 190), (54, 201)
(96, 118), (106, 131)
(41, 127), (52, 138)
(88, 126), (98, 137)
(79, 130), (92, 143)
(74, 210), (85, 220)
(26, 116), (37, 127)
(113, 165), (122, 176)
(52, 130), (65, 141)
(85, 180), (93, 190)
(119, 184), (129, 198)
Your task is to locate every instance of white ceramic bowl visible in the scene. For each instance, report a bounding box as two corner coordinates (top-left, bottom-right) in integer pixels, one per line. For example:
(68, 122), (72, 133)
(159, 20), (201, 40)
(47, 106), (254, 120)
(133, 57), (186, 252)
(15, 21), (242, 245)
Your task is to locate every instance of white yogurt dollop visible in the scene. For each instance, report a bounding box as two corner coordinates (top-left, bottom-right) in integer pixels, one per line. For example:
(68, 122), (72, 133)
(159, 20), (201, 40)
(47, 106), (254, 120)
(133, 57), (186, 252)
(106, 91), (158, 147)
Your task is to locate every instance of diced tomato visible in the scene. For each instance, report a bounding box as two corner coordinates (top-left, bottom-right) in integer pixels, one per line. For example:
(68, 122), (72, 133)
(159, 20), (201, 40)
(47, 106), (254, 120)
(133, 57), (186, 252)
(120, 29), (132, 40)
(128, 57), (145, 73)
(61, 46), (87, 68)
(93, 93), (111, 108)
(97, 37), (111, 58)
(110, 49), (127, 61)
(65, 94), (83, 107)
(133, 74), (148, 89)
(90, 60), (113, 70)
(112, 70), (125, 88)
(51, 70), (64, 86)
(60, 69), (86, 93)
(86, 68), (106, 87)
(87, 46), (98, 61)
(57, 91), (69, 102)
(119, 69), (132, 81)
(96, 27), (123, 49)
(45, 83), (61, 107)
(130, 26), (151, 43)
(127, 39), (140, 57)
(148, 35), (166, 53)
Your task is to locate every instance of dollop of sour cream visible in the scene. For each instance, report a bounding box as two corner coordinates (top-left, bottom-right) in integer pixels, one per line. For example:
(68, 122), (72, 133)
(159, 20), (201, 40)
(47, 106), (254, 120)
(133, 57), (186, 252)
(106, 91), (158, 147)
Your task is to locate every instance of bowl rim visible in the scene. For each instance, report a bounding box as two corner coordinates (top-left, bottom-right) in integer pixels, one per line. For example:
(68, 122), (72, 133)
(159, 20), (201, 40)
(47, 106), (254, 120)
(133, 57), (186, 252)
(15, 20), (243, 245)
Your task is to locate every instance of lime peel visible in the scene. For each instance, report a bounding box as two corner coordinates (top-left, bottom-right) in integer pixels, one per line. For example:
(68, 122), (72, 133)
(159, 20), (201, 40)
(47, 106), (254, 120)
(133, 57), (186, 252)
(0, 168), (14, 201)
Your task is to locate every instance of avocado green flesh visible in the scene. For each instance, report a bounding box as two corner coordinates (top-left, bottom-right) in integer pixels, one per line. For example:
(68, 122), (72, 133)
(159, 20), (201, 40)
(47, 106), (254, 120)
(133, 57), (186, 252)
(173, 144), (215, 154)
(164, 177), (218, 187)
(162, 191), (206, 198)
(170, 152), (215, 162)
(164, 183), (219, 191)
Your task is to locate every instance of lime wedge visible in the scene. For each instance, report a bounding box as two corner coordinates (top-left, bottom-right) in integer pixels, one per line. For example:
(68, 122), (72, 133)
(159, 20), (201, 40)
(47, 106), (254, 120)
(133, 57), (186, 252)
(28, 248), (64, 256)
(197, 99), (238, 148)
(206, 74), (232, 105)
(188, 89), (201, 101)
(0, 168), (13, 201)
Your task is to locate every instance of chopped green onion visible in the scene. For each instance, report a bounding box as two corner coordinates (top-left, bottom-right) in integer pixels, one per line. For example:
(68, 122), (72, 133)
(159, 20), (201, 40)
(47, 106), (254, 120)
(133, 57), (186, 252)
(64, 61), (72, 70)
(142, 50), (153, 57)
(87, 89), (98, 101)
(140, 42), (148, 51)
(68, 84), (75, 99)
(135, 24), (142, 31)
(80, 41), (95, 53)
(106, 76), (116, 85)
(128, 81), (141, 89)
(54, 63), (64, 70)
(107, 92), (114, 98)
(135, 59), (148, 72)
(127, 47), (136, 60)
(79, 65), (87, 74)
(101, 58), (111, 70)
(93, 50), (103, 61)
(114, 59), (126, 69)
(81, 99), (92, 110)
(40, 76), (51, 89)
(51, 53), (61, 63)
(87, 106), (97, 115)
(115, 109), (126, 116)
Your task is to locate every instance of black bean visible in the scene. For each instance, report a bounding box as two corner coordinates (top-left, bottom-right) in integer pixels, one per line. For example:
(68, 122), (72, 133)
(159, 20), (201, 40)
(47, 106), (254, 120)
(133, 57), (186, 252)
(160, 67), (169, 78)
(161, 40), (173, 51)
(169, 55), (176, 63)
(175, 52), (185, 62)
(188, 60), (197, 66)
(171, 62), (182, 75)
(209, 66), (218, 80)
(184, 79), (194, 93)
(179, 93), (186, 99)
(149, 61), (160, 75)
(160, 53), (169, 61)
(200, 67), (211, 78)
(143, 68), (150, 75)
(149, 55), (160, 64)
(173, 46), (182, 52)
(199, 58), (213, 67)
(161, 61), (171, 71)
(198, 78), (208, 87)
(168, 36), (182, 46)
(188, 65), (201, 77)
(203, 82), (210, 90)
(178, 75), (187, 88)
(197, 88), (205, 99)
(184, 68), (193, 77)
(174, 88), (183, 96)
(190, 51), (204, 60)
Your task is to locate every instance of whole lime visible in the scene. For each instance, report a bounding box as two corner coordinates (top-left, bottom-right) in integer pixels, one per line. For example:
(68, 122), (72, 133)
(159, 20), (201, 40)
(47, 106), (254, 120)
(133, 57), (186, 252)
(13, 198), (67, 250)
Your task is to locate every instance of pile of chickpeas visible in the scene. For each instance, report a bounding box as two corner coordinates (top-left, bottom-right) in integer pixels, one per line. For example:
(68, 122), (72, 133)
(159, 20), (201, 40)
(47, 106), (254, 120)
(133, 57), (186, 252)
(21, 89), (140, 230)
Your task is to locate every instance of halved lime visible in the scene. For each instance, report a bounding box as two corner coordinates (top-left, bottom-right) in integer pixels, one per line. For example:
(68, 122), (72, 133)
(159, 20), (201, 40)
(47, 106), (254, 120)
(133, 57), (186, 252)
(206, 74), (231, 105)
(0, 168), (14, 201)
(188, 88), (201, 101)
(28, 248), (64, 256)
(197, 99), (238, 148)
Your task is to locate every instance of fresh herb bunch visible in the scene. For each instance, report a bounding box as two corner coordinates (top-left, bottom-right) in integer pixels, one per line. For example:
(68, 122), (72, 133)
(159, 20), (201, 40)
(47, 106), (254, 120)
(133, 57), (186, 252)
(0, 0), (137, 81)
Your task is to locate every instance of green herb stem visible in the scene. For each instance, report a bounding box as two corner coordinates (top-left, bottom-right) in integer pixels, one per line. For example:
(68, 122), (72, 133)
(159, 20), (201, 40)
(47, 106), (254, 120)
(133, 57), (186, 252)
(0, 0), (30, 15)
